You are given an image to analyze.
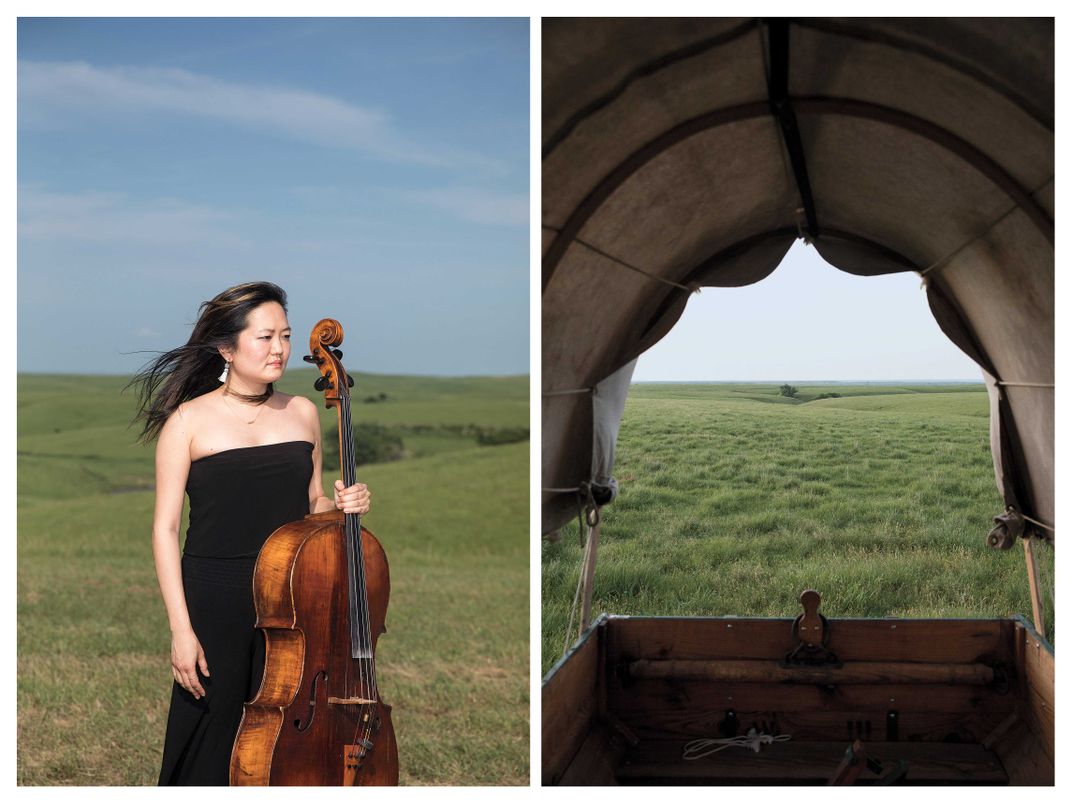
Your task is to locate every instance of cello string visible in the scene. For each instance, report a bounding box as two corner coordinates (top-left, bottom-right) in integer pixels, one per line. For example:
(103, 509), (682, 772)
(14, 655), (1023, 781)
(342, 391), (377, 761)
(345, 392), (377, 697)
(342, 394), (370, 694)
(349, 392), (380, 765)
(339, 393), (368, 761)
(337, 390), (357, 741)
(339, 393), (356, 682)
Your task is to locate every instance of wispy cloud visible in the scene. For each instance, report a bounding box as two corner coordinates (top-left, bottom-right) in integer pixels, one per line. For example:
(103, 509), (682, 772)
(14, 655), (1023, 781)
(18, 185), (246, 245)
(18, 60), (507, 173)
(402, 186), (529, 226)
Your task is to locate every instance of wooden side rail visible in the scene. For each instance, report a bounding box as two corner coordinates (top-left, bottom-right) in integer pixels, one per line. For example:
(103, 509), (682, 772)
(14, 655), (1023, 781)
(628, 659), (996, 685)
(617, 740), (1007, 783)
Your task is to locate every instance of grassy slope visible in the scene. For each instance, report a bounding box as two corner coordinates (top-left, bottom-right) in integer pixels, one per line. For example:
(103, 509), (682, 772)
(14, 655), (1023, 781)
(542, 383), (1052, 674)
(18, 371), (528, 785)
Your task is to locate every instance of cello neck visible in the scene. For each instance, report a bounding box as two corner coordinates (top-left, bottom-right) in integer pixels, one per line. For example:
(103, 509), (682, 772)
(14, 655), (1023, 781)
(306, 318), (377, 671)
(337, 394), (375, 666)
(337, 393), (362, 532)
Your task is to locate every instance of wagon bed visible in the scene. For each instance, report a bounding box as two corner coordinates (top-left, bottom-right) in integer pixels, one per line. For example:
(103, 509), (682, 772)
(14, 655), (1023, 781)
(543, 612), (1053, 785)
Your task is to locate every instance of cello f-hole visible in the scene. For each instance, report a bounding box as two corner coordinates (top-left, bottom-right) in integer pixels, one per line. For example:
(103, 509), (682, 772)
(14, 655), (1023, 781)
(294, 670), (327, 732)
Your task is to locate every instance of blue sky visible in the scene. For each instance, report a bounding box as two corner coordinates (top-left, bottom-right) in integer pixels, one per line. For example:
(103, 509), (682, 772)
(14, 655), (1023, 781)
(18, 18), (529, 376)
(634, 241), (982, 382)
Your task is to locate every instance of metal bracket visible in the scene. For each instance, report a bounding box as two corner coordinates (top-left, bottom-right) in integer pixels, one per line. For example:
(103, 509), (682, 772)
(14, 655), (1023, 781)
(830, 740), (909, 785)
(987, 506), (1024, 549)
(783, 589), (841, 667)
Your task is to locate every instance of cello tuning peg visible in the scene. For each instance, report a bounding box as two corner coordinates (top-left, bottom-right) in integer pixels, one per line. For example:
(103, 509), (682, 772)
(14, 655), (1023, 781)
(347, 374), (355, 388)
(302, 354), (316, 363)
(314, 376), (332, 392)
(332, 348), (343, 359)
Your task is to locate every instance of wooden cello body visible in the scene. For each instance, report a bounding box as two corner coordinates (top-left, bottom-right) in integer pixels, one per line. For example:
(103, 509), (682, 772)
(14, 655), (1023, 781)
(230, 319), (399, 786)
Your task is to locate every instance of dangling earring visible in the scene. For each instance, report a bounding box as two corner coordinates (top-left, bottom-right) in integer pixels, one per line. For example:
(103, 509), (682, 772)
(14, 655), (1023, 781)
(219, 361), (230, 383)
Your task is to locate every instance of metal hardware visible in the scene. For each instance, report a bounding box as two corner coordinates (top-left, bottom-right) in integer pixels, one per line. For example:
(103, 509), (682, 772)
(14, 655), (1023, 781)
(718, 710), (739, 738)
(784, 589), (841, 667)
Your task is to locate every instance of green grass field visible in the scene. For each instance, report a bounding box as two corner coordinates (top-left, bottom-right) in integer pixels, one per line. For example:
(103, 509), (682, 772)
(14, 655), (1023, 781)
(542, 382), (1053, 674)
(18, 369), (529, 785)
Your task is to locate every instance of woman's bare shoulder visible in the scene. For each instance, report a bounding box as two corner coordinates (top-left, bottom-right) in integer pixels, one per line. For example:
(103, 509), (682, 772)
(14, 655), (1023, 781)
(279, 392), (317, 413)
(170, 389), (218, 421)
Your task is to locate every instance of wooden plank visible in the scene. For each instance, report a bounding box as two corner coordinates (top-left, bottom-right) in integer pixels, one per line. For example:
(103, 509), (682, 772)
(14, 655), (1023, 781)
(607, 678), (1014, 716)
(1021, 684), (1054, 764)
(606, 617), (1010, 665)
(618, 708), (1007, 744)
(616, 739), (1007, 784)
(628, 659), (995, 685)
(1022, 537), (1046, 636)
(990, 718), (1055, 786)
(557, 721), (620, 786)
(542, 625), (601, 782)
(1014, 621), (1054, 764)
(606, 678), (1013, 742)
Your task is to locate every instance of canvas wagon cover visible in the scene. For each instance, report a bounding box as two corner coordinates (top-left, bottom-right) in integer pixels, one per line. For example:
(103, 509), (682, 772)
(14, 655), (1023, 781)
(541, 18), (1054, 539)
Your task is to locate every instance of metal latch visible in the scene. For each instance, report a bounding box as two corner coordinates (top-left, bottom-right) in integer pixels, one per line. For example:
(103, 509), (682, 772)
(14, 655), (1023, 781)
(784, 589), (841, 667)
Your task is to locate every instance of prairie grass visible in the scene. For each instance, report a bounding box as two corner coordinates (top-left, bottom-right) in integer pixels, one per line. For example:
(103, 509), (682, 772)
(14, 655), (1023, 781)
(18, 370), (529, 786)
(542, 383), (1052, 673)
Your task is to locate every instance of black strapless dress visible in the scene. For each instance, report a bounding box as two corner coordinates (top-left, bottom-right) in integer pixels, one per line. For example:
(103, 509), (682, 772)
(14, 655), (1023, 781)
(158, 441), (313, 786)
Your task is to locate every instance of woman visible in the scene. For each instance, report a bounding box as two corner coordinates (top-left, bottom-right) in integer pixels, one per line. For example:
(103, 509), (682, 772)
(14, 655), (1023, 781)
(132, 282), (371, 785)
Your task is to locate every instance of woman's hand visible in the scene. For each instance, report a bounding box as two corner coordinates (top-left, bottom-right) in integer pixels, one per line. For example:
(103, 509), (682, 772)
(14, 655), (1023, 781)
(171, 628), (210, 699)
(334, 480), (371, 515)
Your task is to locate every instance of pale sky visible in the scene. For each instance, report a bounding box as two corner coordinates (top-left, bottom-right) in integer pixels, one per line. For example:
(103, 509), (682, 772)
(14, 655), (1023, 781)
(633, 240), (983, 382)
(18, 18), (529, 376)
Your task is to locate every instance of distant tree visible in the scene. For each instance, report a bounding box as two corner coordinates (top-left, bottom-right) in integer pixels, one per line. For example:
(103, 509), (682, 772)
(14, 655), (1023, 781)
(779, 384), (798, 398)
(322, 422), (405, 470)
(476, 426), (530, 446)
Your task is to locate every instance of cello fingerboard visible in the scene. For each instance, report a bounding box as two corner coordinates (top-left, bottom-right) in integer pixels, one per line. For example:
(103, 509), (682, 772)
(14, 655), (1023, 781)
(339, 393), (374, 662)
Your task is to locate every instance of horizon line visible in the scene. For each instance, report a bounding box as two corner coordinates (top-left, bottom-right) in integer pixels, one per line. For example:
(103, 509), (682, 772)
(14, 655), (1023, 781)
(17, 368), (530, 380)
(632, 378), (985, 384)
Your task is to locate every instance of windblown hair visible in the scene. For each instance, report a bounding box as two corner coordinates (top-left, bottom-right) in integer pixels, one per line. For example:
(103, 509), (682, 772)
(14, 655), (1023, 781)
(129, 282), (288, 443)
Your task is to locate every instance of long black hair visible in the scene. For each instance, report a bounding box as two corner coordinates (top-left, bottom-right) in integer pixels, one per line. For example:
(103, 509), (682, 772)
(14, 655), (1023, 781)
(129, 282), (288, 443)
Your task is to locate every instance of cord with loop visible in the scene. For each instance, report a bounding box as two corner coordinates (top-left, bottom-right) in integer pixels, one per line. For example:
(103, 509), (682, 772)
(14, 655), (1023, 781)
(918, 176), (1053, 287)
(562, 482), (600, 655)
(543, 224), (699, 294)
(1023, 514), (1055, 534)
(542, 387), (595, 397)
(575, 482), (597, 546)
(683, 729), (792, 760)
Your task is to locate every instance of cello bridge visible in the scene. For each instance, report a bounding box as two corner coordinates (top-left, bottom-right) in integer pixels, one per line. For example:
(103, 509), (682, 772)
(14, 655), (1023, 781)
(327, 696), (377, 706)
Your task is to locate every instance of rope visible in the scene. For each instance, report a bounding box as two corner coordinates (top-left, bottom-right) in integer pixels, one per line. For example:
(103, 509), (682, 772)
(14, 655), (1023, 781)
(543, 485), (582, 493)
(542, 387), (594, 396)
(562, 515), (594, 653)
(1023, 514), (1055, 534)
(561, 484), (599, 656)
(918, 175), (1053, 284)
(995, 381), (1054, 389)
(542, 225), (699, 293)
(683, 729), (792, 760)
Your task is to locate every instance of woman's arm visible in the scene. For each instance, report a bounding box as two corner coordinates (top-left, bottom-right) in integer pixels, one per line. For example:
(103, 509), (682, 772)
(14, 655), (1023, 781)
(152, 406), (208, 698)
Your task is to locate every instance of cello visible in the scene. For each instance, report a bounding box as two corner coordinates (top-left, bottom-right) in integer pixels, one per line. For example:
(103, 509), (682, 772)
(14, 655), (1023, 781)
(229, 318), (399, 785)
